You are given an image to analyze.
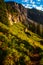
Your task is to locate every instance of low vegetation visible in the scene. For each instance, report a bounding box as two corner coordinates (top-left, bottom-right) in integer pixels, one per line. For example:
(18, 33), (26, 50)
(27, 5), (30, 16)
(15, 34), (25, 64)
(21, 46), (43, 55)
(0, 0), (43, 65)
(0, 21), (43, 65)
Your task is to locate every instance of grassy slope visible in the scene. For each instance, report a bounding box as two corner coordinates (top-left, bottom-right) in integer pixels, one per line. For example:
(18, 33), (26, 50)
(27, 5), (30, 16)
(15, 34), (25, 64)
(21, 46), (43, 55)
(0, 0), (43, 65)
(0, 21), (43, 65)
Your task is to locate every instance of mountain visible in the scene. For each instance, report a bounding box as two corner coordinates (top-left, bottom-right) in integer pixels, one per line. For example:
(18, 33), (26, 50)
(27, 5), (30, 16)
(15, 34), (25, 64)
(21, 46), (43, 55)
(0, 0), (43, 65)
(27, 8), (43, 36)
(5, 1), (27, 24)
(0, 1), (43, 36)
(27, 8), (43, 24)
(5, 1), (43, 36)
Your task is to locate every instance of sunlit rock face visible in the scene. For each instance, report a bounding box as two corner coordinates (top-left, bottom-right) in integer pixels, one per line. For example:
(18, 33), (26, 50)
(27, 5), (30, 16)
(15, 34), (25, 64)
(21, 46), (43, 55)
(6, 2), (27, 25)
(7, 13), (13, 25)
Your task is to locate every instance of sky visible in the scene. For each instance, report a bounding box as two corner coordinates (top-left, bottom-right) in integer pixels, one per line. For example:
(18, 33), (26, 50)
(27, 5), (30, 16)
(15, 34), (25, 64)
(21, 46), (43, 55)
(5, 0), (43, 11)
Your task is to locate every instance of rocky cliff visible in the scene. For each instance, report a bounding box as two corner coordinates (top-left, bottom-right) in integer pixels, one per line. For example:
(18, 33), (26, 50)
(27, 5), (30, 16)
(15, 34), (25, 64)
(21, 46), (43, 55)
(6, 1), (43, 36)
(5, 1), (27, 25)
(0, 0), (43, 36)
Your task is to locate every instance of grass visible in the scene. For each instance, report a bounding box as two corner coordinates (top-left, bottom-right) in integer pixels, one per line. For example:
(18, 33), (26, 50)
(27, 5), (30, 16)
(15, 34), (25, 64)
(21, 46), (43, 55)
(0, 21), (43, 65)
(9, 22), (43, 49)
(0, 0), (43, 65)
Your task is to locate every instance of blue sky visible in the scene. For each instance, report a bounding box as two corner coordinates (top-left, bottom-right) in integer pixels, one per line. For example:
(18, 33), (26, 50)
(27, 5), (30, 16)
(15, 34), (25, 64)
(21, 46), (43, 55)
(5, 0), (43, 11)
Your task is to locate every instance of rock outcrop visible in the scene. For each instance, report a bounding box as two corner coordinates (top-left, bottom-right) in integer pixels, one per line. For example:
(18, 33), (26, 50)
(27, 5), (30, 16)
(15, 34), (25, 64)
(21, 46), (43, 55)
(0, 0), (43, 36)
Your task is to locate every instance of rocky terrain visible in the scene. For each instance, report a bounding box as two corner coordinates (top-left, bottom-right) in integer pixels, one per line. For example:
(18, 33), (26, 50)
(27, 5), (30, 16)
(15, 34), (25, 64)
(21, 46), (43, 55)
(5, 1), (43, 37)
(0, 0), (43, 65)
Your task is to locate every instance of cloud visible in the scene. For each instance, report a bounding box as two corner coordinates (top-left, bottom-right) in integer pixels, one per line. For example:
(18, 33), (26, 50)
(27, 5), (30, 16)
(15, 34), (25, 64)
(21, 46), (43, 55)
(24, 0), (28, 2)
(22, 3), (43, 11)
(35, 5), (43, 10)
(33, 4), (37, 8)
(22, 0), (43, 11)
(22, 0), (28, 2)
(32, 1), (35, 5)
(22, 4), (33, 9)
(30, 0), (33, 3)
(38, 0), (40, 1)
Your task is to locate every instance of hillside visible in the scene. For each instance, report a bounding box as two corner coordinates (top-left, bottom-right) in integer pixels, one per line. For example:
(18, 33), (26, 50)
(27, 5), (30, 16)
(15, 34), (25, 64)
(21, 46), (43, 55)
(27, 8), (43, 24)
(0, 0), (43, 65)
(5, 1), (43, 37)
